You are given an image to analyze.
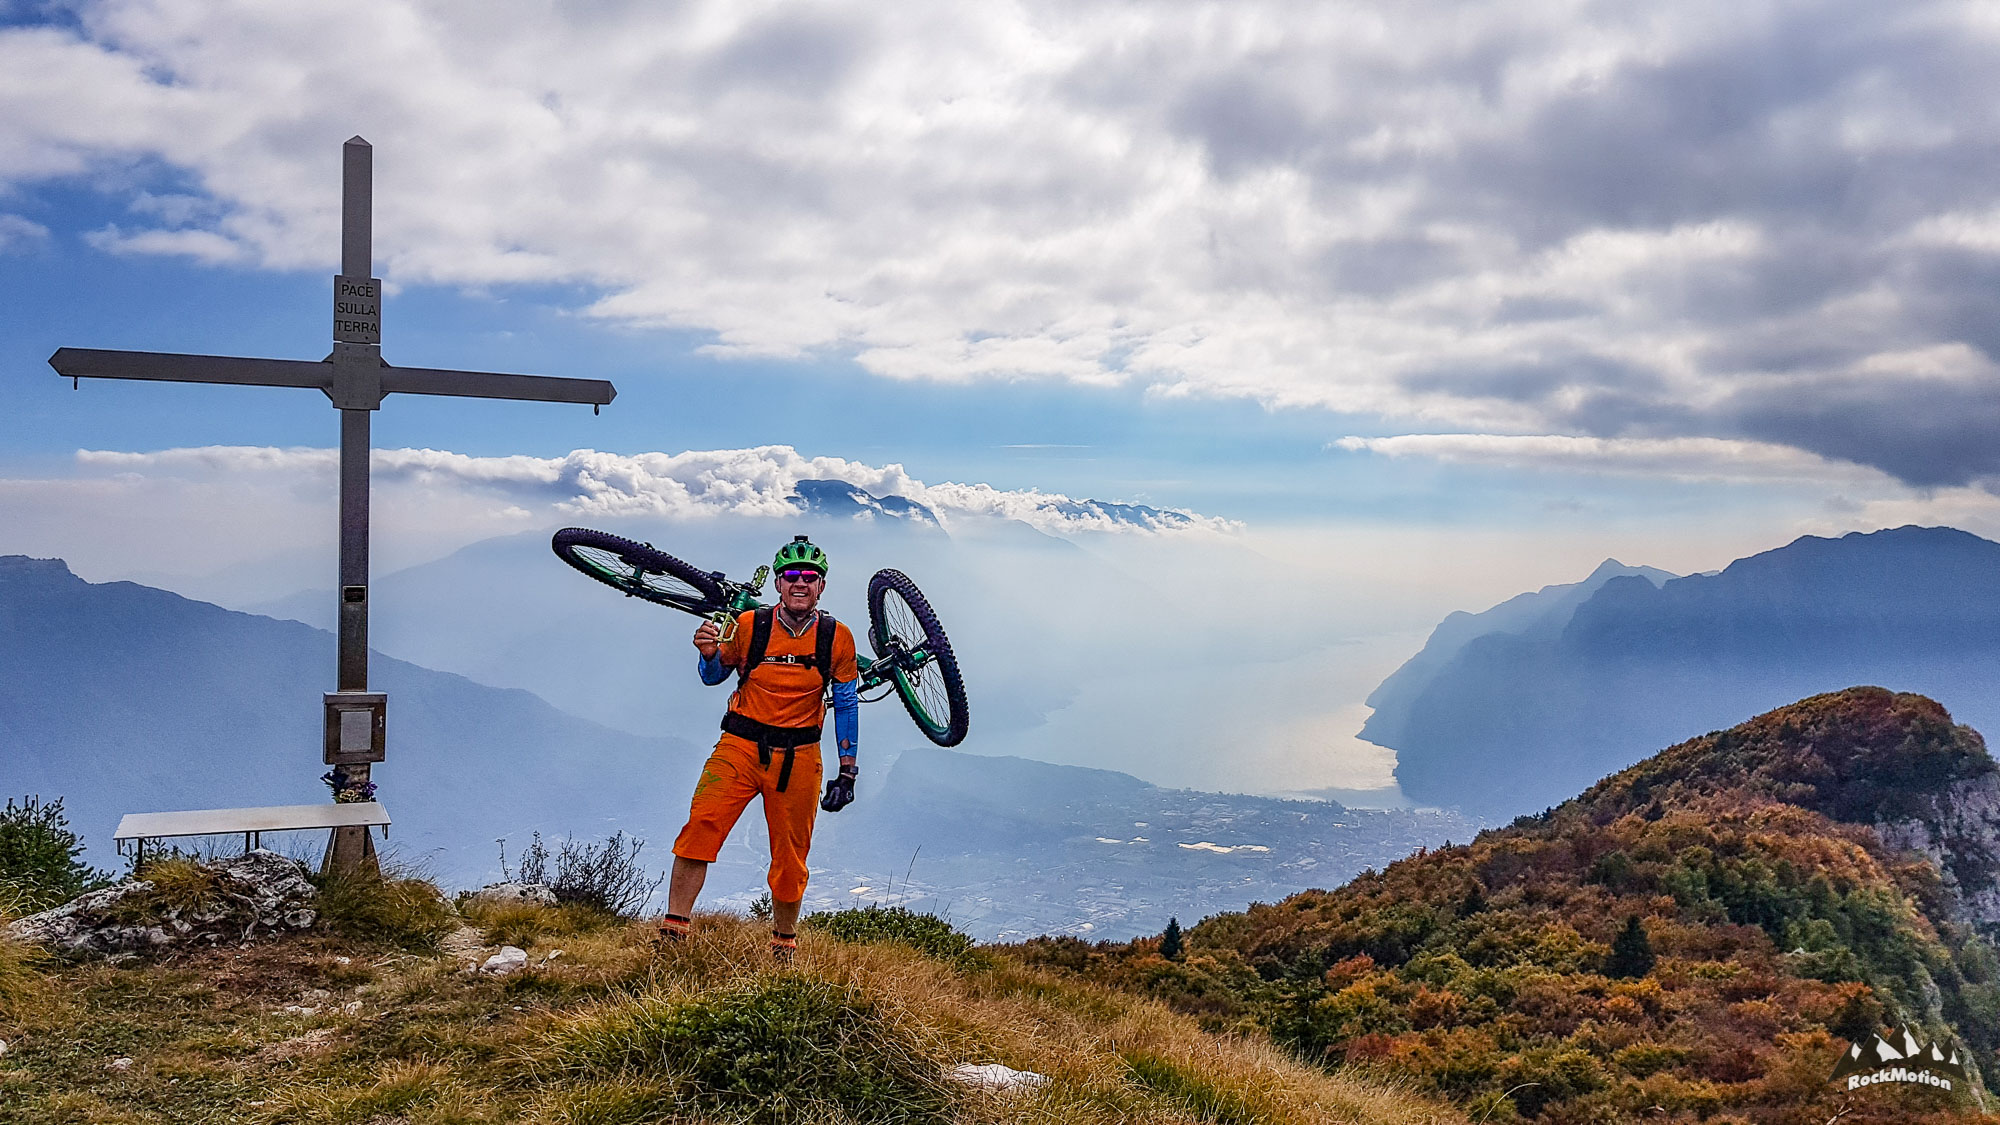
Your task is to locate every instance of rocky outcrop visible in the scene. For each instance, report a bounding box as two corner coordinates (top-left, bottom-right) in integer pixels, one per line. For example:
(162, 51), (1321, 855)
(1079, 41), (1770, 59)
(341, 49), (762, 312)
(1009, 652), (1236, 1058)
(6, 850), (317, 954)
(1875, 770), (2000, 942)
(470, 881), (556, 906)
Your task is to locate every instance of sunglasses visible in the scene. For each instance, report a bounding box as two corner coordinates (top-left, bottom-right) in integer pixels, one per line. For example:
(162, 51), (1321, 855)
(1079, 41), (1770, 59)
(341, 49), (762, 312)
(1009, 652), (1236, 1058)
(776, 569), (824, 584)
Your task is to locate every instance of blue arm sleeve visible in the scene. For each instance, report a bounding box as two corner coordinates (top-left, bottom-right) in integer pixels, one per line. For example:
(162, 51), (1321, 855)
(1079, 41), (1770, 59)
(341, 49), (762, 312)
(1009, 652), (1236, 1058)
(831, 678), (859, 759)
(697, 651), (730, 686)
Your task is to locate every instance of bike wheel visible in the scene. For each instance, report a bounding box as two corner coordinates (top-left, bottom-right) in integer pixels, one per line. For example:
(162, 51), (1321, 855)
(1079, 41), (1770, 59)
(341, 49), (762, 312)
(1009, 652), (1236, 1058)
(867, 569), (969, 747)
(551, 528), (728, 615)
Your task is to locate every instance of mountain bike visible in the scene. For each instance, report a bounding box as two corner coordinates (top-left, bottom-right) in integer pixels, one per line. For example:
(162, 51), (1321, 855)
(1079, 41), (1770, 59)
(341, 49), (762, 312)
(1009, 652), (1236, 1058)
(550, 528), (969, 747)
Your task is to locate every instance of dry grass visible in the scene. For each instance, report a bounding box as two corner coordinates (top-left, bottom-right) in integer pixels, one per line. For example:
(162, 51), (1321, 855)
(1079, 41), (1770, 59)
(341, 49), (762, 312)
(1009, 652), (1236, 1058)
(456, 897), (626, 950)
(0, 933), (49, 1024)
(0, 895), (1467, 1125)
(312, 869), (458, 952)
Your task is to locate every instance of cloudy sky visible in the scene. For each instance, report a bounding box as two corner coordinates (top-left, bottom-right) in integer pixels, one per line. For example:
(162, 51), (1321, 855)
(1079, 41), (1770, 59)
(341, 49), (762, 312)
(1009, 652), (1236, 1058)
(5, 0), (2000, 795)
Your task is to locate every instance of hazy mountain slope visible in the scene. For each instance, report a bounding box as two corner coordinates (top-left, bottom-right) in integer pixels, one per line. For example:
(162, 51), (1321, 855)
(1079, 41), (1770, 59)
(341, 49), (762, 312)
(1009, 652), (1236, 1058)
(1360, 558), (1675, 750)
(1028, 687), (1999, 1124)
(226, 479), (1394, 799)
(1382, 525), (2000, 818)
(1, 555), (1476, 941)
(0, 555), (701, 885)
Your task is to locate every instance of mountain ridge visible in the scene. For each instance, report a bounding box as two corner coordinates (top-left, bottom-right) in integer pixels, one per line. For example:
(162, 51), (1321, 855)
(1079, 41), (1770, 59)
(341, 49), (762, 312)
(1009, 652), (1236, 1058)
(1022, 687), (2000, 1123)
(0, 552), (702, 887)
(1378, 525), (2000, 819)
(1360, 557), (1675, 750)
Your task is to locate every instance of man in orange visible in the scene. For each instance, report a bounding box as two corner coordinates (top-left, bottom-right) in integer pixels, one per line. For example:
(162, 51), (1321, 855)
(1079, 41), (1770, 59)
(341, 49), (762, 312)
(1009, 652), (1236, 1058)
(659, 535), (860, 958)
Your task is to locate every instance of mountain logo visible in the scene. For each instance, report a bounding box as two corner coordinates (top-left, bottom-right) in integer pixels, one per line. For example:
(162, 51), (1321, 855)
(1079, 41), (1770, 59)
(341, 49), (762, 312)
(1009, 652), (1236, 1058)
(1828, 1025), (1967, 1092)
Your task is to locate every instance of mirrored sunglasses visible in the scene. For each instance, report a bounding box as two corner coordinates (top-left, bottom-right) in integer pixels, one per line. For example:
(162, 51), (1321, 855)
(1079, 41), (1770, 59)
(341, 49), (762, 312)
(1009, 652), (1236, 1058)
(777, 568), (824, 584)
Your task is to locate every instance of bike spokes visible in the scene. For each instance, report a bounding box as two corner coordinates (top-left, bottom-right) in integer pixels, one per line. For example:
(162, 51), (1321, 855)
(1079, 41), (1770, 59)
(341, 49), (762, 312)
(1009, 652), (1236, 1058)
(867, 568), (968, 746)
(551, 528), (728, 615)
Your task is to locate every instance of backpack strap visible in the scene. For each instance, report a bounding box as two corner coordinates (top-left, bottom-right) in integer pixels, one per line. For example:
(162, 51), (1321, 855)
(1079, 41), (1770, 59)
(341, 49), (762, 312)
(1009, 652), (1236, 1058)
(737, 609), (838, 692)
(815, 613), (837, 694)
(737, 606), (775, 689)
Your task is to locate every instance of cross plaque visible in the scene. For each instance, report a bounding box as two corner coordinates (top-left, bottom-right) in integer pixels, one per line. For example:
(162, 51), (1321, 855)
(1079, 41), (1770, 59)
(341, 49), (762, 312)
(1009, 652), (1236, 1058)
(49, 137), (617, 873)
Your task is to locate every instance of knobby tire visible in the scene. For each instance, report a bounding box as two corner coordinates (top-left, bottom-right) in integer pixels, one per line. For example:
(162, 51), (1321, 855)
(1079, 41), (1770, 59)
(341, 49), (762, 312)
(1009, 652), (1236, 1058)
(866, 568), (970, 747)
(550, 528), (728, 615)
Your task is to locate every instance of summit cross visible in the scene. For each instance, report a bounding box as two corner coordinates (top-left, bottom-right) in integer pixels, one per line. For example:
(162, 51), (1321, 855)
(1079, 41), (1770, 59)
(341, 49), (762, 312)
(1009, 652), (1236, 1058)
(49, 137), (617, 872)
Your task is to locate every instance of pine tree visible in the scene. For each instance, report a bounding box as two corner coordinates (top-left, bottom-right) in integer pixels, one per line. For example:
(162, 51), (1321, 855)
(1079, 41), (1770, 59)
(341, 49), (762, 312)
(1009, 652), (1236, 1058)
(1160, 916), (1184, 961)
(1457, 883), (1487, 917)
(1606, 914), (1656, 979)
(0, 795), (106, 911)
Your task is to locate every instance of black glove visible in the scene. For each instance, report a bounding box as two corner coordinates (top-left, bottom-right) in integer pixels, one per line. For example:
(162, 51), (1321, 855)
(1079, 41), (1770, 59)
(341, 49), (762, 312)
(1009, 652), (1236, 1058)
(821, 764), (858, 812)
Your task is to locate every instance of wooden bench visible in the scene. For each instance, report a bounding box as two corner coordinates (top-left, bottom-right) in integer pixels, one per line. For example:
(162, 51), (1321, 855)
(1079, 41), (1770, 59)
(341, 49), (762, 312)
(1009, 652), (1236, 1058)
(114, 803), (391, 863)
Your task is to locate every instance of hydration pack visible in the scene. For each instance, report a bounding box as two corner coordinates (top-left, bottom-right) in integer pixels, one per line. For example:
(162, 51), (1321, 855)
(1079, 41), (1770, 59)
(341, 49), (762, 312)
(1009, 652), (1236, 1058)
(736, 606), (838, 695)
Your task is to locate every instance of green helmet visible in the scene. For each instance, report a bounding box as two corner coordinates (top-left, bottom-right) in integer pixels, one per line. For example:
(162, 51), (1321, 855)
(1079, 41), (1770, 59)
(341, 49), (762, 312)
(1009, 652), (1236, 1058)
(773, 534), (828, 575)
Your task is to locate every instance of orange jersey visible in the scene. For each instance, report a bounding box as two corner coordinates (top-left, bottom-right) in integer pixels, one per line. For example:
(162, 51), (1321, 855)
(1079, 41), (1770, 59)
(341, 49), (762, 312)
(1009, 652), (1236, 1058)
(718, 609), (859, 729)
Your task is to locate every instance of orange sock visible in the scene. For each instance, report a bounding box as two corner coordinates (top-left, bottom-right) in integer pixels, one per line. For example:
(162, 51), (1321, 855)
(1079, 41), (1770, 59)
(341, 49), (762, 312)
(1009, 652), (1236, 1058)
(658, 913), (691, 940)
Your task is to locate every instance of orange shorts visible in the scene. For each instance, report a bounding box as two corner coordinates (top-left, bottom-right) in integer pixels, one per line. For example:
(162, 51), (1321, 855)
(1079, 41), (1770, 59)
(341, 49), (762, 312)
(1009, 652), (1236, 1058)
(671, 732), (823, 902)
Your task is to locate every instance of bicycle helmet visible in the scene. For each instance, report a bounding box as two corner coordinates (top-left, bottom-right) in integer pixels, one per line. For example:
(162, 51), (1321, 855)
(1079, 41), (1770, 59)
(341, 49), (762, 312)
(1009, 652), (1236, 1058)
(773, 534), (829, 575)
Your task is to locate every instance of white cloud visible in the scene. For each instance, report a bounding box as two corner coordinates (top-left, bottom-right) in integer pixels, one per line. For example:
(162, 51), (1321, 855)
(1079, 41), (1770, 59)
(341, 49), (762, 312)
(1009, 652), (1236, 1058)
(8, 2), (2000, 484)
(0, 213), (49, 253)
(72, 443), (1231, 535)
(84, 223), (247, 262)
(1333, 433), (1898, 486)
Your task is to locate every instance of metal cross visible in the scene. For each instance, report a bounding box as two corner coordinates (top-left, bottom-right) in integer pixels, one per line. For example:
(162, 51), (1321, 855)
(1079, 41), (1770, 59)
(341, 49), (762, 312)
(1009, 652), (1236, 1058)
(49, 137), (616, 872)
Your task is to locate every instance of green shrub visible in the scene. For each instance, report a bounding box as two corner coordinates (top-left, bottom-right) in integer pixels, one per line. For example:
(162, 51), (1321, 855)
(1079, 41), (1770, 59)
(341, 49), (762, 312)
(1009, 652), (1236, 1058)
(555, 975), (954, 1123)
(0, 795), (108, 912)
(805, 905), (974, 964)
(1500, 1046), (1609, 1117)
(504, 831), (665, 917)
(314, 871), (457, 952)
(1613, 1042), (1692, 1078)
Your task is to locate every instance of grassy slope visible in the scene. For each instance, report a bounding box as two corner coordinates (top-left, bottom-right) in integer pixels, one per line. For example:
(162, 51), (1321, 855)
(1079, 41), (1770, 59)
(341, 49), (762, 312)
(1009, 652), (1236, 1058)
(0, 897), (1466, 1125)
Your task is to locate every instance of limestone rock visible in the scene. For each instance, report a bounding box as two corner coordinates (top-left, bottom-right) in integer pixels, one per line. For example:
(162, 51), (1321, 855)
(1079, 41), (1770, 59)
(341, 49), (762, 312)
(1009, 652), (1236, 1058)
(5, 849), (318, 955)
(472, 882), (556, 907)
(1876, 771), (2000, 942)
(480, 945), (529, 975)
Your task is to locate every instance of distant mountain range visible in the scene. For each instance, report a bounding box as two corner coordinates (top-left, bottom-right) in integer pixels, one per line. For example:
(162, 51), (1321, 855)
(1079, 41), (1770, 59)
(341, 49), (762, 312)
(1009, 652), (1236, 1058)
(1359, 557), (1675, 752)
(1366, 525), (2000, 819)
(791, 477), (1199, 531)
(790, 479), (942, 525)
(0, 554), (1476, 939)
(0, 554), (701, 888)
